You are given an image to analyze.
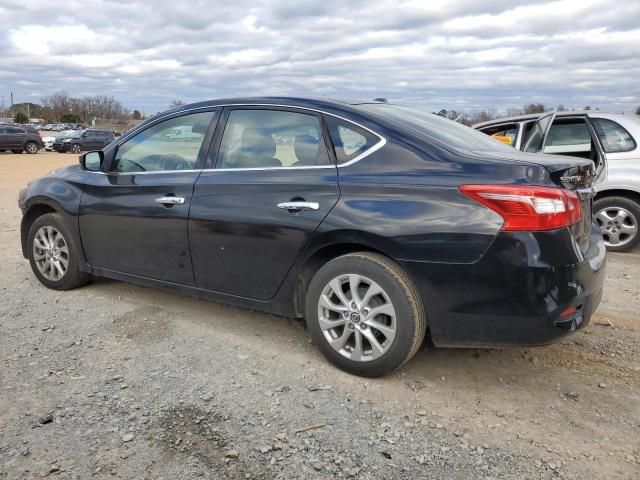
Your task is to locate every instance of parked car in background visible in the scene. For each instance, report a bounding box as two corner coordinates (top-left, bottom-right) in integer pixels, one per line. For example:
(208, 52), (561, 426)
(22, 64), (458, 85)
(52, 129), (115, 153)
(43, 130), (75, 151)
(475, 111), (640, 251)
(0, 125), (44, 153)
(19, 97), (605, 377)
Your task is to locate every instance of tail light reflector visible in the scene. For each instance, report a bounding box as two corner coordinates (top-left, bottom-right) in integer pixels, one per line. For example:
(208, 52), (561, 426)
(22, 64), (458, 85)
(460, 184), (581, 231)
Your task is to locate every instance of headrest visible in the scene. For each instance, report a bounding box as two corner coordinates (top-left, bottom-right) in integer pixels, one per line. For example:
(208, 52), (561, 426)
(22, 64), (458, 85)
(241, 128), (276, 158)
(294, 135), (319, 165)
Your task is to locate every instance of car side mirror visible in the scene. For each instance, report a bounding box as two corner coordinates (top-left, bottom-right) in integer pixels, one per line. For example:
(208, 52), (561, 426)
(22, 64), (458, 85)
(81, 132), (88, 138)
(80, 151), (104, 171)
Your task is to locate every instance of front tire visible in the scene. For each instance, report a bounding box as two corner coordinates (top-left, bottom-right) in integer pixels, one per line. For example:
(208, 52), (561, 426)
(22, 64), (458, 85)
(25, 141), (39, 154)
(70, 143), (81, 154)
(305, 252), (426, 377)
(27, 213), (89, 290)
(594, 196), (640, 252)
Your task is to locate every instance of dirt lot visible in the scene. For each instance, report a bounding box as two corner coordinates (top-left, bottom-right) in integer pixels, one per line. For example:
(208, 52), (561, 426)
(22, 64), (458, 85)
(1, 151), (639, 479)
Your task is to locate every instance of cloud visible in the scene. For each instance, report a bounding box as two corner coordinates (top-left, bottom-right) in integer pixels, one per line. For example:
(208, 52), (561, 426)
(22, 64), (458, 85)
(0, 0), (638, 113)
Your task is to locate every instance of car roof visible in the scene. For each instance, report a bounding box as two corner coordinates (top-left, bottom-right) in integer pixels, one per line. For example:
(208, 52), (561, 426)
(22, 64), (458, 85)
(473, 110), (634, 128)
(164, 96), (388, 117)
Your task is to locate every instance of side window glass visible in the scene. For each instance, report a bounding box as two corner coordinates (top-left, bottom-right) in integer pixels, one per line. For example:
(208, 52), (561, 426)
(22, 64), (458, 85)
(524, 115), (554, 153)
(217, 109), (331, 169)
(543, 120), (592, 157)
(590, 118), (636, 153)
(112, 111), (214, 172)
(325, 116), (379, 164)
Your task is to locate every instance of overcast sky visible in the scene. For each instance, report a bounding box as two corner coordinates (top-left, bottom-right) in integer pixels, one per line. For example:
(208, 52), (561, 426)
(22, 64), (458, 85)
(1, 0), (639, 114)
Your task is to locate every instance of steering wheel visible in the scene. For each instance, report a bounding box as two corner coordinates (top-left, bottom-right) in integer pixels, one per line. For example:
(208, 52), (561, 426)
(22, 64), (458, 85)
(160, 154), (191, 170)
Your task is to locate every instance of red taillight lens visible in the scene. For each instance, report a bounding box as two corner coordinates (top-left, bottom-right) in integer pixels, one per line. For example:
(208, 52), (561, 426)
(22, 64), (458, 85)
(460, 184), (582, 231)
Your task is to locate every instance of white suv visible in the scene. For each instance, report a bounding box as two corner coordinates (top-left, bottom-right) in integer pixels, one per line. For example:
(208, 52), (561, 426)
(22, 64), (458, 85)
(475, 111), (640, 252)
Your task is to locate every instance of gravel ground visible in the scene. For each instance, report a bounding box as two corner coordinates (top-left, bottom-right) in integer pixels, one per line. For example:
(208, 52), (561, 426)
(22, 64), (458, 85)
(1, 152), (639, 479)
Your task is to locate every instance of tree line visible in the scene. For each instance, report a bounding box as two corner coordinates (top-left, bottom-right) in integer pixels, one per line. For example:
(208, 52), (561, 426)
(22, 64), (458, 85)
(8, 91), (131, 124)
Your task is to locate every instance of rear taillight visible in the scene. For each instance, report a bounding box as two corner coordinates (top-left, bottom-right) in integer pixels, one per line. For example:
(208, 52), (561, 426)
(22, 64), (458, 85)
(460, 184), (581, 231)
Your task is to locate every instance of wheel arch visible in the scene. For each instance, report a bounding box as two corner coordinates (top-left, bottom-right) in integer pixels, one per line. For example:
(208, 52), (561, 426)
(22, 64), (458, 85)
(291, 241), (393, 318)
(20, 199), (65, 258)
(595, 188), (640, 204)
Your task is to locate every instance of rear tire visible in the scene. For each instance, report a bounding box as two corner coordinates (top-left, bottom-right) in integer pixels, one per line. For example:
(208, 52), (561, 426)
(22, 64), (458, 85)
(25, 141), (39, 154)
(594, 196), (640, 252)
(305, 252), (426, 377)
(27, 213), (89, 290)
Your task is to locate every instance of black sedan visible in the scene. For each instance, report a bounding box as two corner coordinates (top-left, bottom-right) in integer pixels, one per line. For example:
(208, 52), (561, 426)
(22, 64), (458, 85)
(18, 97), (606, 377)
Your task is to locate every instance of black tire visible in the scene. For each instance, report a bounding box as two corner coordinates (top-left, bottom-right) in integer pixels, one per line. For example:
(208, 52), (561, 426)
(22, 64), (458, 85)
(27, 213), (89, 290)
(70, 144), (81, 154)
(305, 252), (426, 377)
(11, 150), (22, 154)
(25, 141), (39, 154)
(594, 196), (640, 252)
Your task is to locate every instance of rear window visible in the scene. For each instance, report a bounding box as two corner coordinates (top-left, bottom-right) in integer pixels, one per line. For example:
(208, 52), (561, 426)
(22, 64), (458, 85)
(324, 116), (379, 164)
(360, 104), (512, 153)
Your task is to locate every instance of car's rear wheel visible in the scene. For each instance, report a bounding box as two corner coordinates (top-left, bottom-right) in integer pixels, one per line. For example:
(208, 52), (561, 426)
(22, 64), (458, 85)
(28, 213), (89, 290)
(305, 252), (426, 377)
(25, 141), (39, 154)
(70, 143), (81, 154)
(594, 196), (640, 252)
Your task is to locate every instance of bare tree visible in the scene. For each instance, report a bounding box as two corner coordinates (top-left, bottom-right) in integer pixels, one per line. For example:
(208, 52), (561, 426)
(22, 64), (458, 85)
(41, 91), (129, 122)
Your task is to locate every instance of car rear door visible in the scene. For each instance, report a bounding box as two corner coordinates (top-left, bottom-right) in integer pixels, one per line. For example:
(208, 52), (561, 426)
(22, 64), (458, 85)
(189, 106), (340, 300)
(79, 109), (219, 284)
(5, 127), (26, 149)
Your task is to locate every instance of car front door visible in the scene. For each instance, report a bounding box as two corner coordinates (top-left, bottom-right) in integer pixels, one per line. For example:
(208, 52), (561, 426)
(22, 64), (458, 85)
(0, 127), (7, 149)
(78, 109), (219, 284)
(523, 112), (556, 154)
(189, 106), (340, 300)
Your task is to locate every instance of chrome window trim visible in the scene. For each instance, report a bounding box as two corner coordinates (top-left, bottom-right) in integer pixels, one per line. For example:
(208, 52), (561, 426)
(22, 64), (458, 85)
(98, 103), (386, 175)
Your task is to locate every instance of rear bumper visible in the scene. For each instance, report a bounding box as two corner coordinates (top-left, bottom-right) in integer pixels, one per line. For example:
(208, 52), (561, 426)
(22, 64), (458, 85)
(402, 221), (606, 347)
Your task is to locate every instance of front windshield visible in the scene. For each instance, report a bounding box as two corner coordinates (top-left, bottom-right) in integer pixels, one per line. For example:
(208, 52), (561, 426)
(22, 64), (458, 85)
(71, 130), (85, 138)
(359, 104), (512, 153)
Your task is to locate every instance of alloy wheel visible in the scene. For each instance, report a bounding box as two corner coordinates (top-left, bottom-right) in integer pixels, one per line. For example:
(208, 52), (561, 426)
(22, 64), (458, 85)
(32, 226), (69, 281)
(71, 144), (81, 154)
(26, 143), (38, 154)
(317, 274), (397, 362)
(595, 207), (638, 248)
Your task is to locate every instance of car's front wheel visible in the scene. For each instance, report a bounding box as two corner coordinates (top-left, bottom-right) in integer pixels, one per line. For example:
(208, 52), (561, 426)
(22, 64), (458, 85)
(28, 213), (89, 290)
(594, 196), (640, 252)
(70, 143), (81, 154)
(305, 252), (426, 377)
(25, 141), (39, 154)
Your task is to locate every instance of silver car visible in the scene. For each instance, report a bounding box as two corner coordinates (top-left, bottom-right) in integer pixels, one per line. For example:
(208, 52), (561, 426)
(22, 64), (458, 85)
(474, 111), (640, 251)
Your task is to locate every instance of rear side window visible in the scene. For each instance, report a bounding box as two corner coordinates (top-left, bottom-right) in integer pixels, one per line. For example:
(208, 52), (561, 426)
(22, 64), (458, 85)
(7, 127), (25, 134)
(324, 116), (379, 164)
(590, 118), (636, 153)
(479, 123), (519, 146)
(216, 109), (332, 169)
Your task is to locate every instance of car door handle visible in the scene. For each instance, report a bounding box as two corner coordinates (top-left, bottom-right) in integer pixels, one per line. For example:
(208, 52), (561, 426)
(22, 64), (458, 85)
(277, 201), (319, 211)
(155, 196), (185, 205)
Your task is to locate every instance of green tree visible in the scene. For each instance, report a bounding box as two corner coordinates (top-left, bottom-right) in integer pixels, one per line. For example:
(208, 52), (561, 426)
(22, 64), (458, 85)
(60, 113), (81, 123)
(131, 110), (142, 120)
(14, 112), (28, 123)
